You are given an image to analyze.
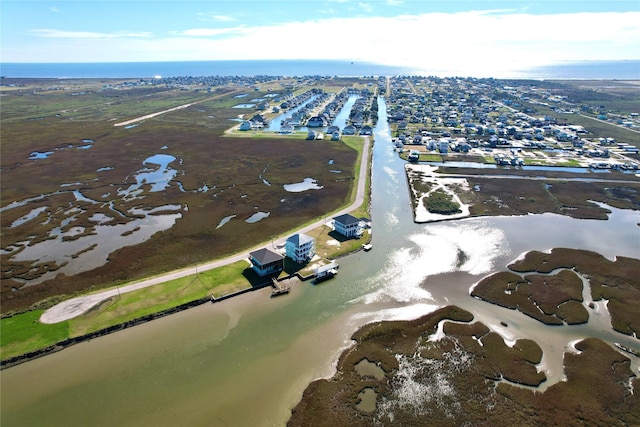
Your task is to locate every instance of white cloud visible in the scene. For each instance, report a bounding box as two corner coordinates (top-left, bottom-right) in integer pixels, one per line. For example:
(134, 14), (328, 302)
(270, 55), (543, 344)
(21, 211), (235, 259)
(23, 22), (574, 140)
(14, 10), (640, 74)
(29, 29), (152, 39)
(358, 2), (373, 13)
(212, 15), (234, 22)
(175, 27), (249, 37)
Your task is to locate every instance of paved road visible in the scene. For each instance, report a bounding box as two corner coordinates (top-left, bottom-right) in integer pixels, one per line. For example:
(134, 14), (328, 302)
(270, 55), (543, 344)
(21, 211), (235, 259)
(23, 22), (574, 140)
(40, 137), (371, 324)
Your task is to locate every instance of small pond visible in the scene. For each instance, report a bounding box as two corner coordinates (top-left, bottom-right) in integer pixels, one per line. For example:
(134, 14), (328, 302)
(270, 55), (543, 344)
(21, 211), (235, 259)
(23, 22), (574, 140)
(29, 151), (54, 160)
(283, 178), (323, 192)
(216, 215), (236, 229)
(245, 211), (270, 223)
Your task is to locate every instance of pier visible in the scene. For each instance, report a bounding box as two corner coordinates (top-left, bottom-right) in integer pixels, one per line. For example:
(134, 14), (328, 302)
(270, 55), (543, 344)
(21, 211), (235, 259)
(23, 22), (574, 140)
(271, 277), (291, 297)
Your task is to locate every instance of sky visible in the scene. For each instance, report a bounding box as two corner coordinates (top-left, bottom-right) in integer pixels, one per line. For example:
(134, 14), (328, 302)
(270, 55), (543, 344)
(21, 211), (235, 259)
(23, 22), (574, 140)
(1, 0), (639, 75)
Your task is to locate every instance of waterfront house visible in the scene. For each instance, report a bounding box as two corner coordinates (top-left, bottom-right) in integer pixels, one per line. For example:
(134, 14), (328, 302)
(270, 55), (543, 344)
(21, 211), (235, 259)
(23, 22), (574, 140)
(332, 213), (364, 238)
(307, 116), (327, 127)
(343, 125), (357, 135)
(249, 248), (284, 277)
(239, 121), (252, 131)
(327, 125), (340, 134)
(285, 233), (316, 264)
(360, 125), (373, 136)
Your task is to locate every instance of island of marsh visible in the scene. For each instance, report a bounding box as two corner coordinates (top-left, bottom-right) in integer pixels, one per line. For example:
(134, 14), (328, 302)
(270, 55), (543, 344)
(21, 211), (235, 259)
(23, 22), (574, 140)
(289, 248), (640, 426)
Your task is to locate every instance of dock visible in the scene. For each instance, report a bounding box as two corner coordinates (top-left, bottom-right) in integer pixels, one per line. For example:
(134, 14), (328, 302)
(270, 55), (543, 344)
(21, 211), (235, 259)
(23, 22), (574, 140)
(271, 277), (291, 297)
(314, 262), (339, 283)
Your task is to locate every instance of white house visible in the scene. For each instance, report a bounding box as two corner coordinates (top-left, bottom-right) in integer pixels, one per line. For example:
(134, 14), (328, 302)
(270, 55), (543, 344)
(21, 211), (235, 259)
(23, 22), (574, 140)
(332, 214), (363, 238)
(285, 233), (316, 263)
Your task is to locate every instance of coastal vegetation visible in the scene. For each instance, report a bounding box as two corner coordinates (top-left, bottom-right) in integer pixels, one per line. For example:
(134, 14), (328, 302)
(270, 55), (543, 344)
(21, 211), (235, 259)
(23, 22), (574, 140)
(505, 248), (640, 337)
(1, 76), (376, 364)
(1, 77), (375, 315)
(422, 189), (462, 214)
(405, 167), (640, 222)
(288, 304), (639, 426)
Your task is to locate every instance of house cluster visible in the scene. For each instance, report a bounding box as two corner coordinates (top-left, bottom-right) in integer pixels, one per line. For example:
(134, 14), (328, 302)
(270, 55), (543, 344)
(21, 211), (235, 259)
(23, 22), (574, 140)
(247, 213), (366, 278)
(137, 74), (280, 91)
(383, 76), (638, 166)
(239, 114), (270, 131)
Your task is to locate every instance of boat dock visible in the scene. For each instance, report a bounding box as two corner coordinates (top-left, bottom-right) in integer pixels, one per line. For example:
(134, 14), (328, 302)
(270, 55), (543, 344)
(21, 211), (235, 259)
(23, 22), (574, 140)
(314, 262), (339, 283)
(271, 277), (291, 297)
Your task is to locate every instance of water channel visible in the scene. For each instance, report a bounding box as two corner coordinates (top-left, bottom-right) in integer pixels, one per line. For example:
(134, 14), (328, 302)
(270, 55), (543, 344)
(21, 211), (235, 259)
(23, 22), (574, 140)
(2, 97), (639, 427)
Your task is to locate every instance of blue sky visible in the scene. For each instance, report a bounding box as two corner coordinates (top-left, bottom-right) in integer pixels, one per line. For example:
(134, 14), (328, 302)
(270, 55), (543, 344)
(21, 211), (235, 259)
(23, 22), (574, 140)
(1, 0), (639, 75)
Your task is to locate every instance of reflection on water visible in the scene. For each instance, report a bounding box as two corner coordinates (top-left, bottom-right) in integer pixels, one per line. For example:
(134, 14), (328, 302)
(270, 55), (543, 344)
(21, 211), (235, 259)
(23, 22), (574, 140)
(10, 205), (182, 286)
(10, 206), (49, 228)
(283, 178), (324, 192)
(245, 211), (270, 223)
(3, 153), (186, 286)
(118, 154), (178, 199)
(28, 151), (54, 160)
(216, 214), (236, 229)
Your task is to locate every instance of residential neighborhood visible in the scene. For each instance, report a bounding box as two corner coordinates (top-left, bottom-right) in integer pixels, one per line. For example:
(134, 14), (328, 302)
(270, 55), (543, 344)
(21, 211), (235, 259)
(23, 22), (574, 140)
(382, 76), (639, 170)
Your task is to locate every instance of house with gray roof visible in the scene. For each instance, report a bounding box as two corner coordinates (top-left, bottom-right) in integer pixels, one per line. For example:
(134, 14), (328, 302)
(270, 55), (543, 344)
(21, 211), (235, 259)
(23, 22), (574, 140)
(332, 213), (363, 238)
(249, 248), (284, 277)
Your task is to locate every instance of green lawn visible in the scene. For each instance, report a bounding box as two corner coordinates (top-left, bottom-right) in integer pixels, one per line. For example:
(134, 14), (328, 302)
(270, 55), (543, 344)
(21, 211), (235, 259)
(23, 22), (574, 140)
(69, 261), (252, 336)
(1, 310), (69, 361)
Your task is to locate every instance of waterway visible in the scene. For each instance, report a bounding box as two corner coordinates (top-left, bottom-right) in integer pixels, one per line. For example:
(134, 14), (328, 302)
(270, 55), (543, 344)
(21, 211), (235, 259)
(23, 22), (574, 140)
(1, 97), (639, 427)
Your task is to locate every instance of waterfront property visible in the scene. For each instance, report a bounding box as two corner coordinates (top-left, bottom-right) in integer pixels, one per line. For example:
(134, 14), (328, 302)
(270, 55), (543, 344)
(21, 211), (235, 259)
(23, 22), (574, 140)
(285, 233), (316, 264)
(332, 213), (364, 238)
(249, 248), (284, 276)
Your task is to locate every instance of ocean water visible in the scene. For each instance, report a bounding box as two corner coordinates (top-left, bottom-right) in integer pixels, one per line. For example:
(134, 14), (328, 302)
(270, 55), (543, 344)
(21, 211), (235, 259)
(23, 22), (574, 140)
(1, 59), (638, 79)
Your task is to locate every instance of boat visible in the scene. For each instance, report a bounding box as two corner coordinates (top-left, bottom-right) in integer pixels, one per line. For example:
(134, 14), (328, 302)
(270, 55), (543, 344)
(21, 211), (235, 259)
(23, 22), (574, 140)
(314, 262), (339, 283)
(362, 243), (372, 251)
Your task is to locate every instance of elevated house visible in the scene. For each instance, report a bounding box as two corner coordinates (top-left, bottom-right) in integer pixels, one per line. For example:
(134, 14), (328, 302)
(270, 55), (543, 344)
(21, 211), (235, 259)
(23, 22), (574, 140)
(249, 248), (284, 277)
(343, 125), (357, 135)
(332, 213), (364, 238)
(285, 233), (316, 264)
(250, 114), (269, 126)
(360, 125), (373, 136)
(307, 116), (327, 127)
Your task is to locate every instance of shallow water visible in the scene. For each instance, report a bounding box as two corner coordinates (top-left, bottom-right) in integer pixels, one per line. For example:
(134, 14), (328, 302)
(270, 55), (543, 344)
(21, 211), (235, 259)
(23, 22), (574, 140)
(1, 97), (639, 426)
(283, 178), (323, 192)
(245, 211), (270, 223)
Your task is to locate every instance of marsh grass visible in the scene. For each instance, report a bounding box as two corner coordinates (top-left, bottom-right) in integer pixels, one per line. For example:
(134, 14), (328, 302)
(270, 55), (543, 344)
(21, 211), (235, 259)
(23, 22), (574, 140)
(288, 305), (639, 427)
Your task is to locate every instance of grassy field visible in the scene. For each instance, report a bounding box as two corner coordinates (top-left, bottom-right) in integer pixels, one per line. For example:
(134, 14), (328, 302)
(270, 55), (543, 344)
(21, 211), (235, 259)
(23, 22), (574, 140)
(0, 310), (70, 361)
(68, 260), (252, 336)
